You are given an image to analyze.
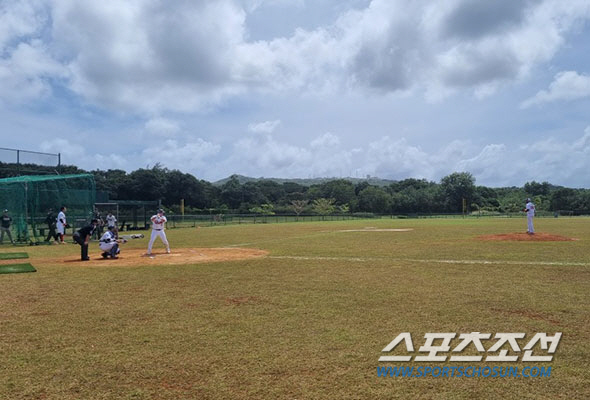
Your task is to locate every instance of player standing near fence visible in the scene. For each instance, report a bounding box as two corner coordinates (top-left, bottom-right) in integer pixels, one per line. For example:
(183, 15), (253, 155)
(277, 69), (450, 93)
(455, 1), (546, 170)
(56, 206), (67, 244)
(146, 209), (170, 255)
(106, 211), (118, 239)
(0, 209), (14, 244)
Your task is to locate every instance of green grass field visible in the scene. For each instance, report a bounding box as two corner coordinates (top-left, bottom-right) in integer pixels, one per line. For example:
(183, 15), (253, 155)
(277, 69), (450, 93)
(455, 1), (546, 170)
(1, 217), (589, 399)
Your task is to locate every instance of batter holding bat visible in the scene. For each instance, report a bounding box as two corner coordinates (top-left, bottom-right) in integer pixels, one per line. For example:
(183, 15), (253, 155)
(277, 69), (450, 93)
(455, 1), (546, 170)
(146, 209), (170, 256)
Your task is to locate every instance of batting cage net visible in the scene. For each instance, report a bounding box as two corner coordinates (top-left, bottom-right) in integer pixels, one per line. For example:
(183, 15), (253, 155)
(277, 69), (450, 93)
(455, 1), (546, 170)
(0, 174), (95, 243)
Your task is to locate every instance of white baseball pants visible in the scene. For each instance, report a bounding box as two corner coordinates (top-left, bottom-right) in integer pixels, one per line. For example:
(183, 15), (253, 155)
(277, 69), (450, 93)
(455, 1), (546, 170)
(527, 215), (534, 233)
(147, 229), (169, 253)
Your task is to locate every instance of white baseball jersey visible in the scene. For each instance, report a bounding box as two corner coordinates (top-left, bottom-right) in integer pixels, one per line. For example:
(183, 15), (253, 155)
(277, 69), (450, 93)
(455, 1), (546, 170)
(525, 202), (535, 217)
(99, 230), (117, 251)
(151, 214), (167, 230)
(56, 211), (66, 229)
(148, 214), (170, 253)
(106, 214), (117, 227)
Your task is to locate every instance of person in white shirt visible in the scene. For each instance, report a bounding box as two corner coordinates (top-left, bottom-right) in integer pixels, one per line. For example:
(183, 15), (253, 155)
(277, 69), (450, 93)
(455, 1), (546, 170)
(56, 206), (67, 243)
(524, 198), (535, 234)
(106, 211), (118, 238)
(146, 209), (170, 255)
(99, 226), (122, 259)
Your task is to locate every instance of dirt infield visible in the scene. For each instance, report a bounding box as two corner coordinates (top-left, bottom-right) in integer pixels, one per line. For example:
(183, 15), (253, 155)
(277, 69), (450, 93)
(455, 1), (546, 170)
(51, 247), (269, 267)
(476, 232), (577, 242)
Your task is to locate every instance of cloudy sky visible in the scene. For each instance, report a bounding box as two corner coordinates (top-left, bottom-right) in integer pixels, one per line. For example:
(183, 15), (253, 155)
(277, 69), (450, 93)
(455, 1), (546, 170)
(1, 0), (590, 187)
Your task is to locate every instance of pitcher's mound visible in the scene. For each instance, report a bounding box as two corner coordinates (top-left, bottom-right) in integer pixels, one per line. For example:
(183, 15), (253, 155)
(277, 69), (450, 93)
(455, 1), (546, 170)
(477, 233), (576, 242)
(59, 247), (268, 266)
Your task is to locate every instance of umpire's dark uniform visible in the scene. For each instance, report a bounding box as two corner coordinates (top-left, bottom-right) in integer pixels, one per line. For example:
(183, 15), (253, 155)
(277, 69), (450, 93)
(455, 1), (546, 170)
(73, 219), (98, 261)
(44, 210), (57, 242)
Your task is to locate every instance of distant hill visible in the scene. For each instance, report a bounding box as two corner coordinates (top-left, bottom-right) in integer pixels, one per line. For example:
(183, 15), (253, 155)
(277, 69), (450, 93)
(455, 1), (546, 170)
(213, 174), (396, 187)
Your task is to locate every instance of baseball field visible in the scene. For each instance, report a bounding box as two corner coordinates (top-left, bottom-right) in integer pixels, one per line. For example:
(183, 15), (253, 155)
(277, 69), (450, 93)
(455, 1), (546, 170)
(0, 217), (589, 399)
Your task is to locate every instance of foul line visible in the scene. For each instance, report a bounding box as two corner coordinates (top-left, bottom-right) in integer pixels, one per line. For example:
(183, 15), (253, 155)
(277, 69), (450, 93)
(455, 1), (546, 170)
(268, 255), (590, 267)
(224, 228), (414, 248)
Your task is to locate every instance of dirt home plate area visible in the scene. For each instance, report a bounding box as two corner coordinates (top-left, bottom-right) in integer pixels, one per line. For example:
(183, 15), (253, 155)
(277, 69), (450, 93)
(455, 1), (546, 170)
(54, 247), (269, 267)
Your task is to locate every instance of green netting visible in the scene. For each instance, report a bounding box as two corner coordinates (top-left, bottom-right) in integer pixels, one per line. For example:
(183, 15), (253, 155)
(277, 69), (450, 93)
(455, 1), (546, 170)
(0, 174), (95, 243)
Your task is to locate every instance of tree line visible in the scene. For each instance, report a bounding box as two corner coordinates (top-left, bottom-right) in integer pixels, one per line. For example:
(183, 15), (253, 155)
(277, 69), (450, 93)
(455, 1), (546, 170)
(1, 162), (590, 215)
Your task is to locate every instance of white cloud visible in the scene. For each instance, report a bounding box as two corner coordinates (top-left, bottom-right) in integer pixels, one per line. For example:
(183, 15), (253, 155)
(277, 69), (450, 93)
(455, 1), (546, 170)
(51, 0), (248, 113)
(40, 137), (130, 170)
(220, 127), (590, 186)
(40, 137), (85, 155)
(144, 118), (181, 137)
(2, 1), (590, 110)
(0, 40), (67, 103)
(220, 132), (356, 178)
(37, 125), (590, 188)
(141, 139), (221, 173)
(247, 119), (281, 133)
(240, 0), (304, 13)
(310, 132), (340, 148)
(521, 71), (590, 108)
(364, 136), (441, 180)
(0, 0), (47, 48)
(3, 1), (590, 188)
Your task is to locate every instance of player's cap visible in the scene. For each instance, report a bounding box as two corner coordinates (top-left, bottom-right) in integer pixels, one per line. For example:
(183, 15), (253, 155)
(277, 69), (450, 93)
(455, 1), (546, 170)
(157, 208), (165, 214)
(3, 209), (7, 212)
(91, 218), (98, 224)
(526, 198), (531, 202)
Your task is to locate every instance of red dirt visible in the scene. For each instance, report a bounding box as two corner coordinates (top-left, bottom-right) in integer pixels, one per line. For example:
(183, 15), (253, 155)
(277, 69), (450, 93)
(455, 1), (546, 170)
(37, 247), (269, 267)
(476, 232), (576, 242)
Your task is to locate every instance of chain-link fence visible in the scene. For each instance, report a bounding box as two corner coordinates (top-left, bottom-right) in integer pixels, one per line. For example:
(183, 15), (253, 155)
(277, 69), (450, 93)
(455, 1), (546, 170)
(0, 147), (60, 176)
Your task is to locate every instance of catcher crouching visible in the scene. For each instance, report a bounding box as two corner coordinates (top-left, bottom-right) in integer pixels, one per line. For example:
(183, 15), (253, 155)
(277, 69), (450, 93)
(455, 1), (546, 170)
(99, 226), (126, 259)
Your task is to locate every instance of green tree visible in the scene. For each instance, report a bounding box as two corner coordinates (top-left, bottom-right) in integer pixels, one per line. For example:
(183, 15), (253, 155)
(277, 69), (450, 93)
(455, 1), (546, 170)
(124, 166), (166, 200)
(524, 181), (551, 196)
(249, 203), (275, 215)
(440, 172), (476, 212)
(309, 180), (356, 206)
(358, 186), (392, 213)
(550, 188), (577, 211)
(163, 170), (202, 207)
(290, 200), (308, 216)
(92, 169), (128, 200)
(312, 198), (336, 215)
(220, 175), (243, 209)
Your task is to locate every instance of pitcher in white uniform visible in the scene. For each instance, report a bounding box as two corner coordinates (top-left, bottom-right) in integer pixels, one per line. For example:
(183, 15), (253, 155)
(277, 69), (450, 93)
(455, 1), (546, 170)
(147, 209), (170, 255)
(525, 198), (535, 234)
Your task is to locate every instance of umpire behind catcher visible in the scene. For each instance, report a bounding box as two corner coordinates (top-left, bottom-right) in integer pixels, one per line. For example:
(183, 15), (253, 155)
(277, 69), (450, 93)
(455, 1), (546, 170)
(73, 219), (98, 261)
